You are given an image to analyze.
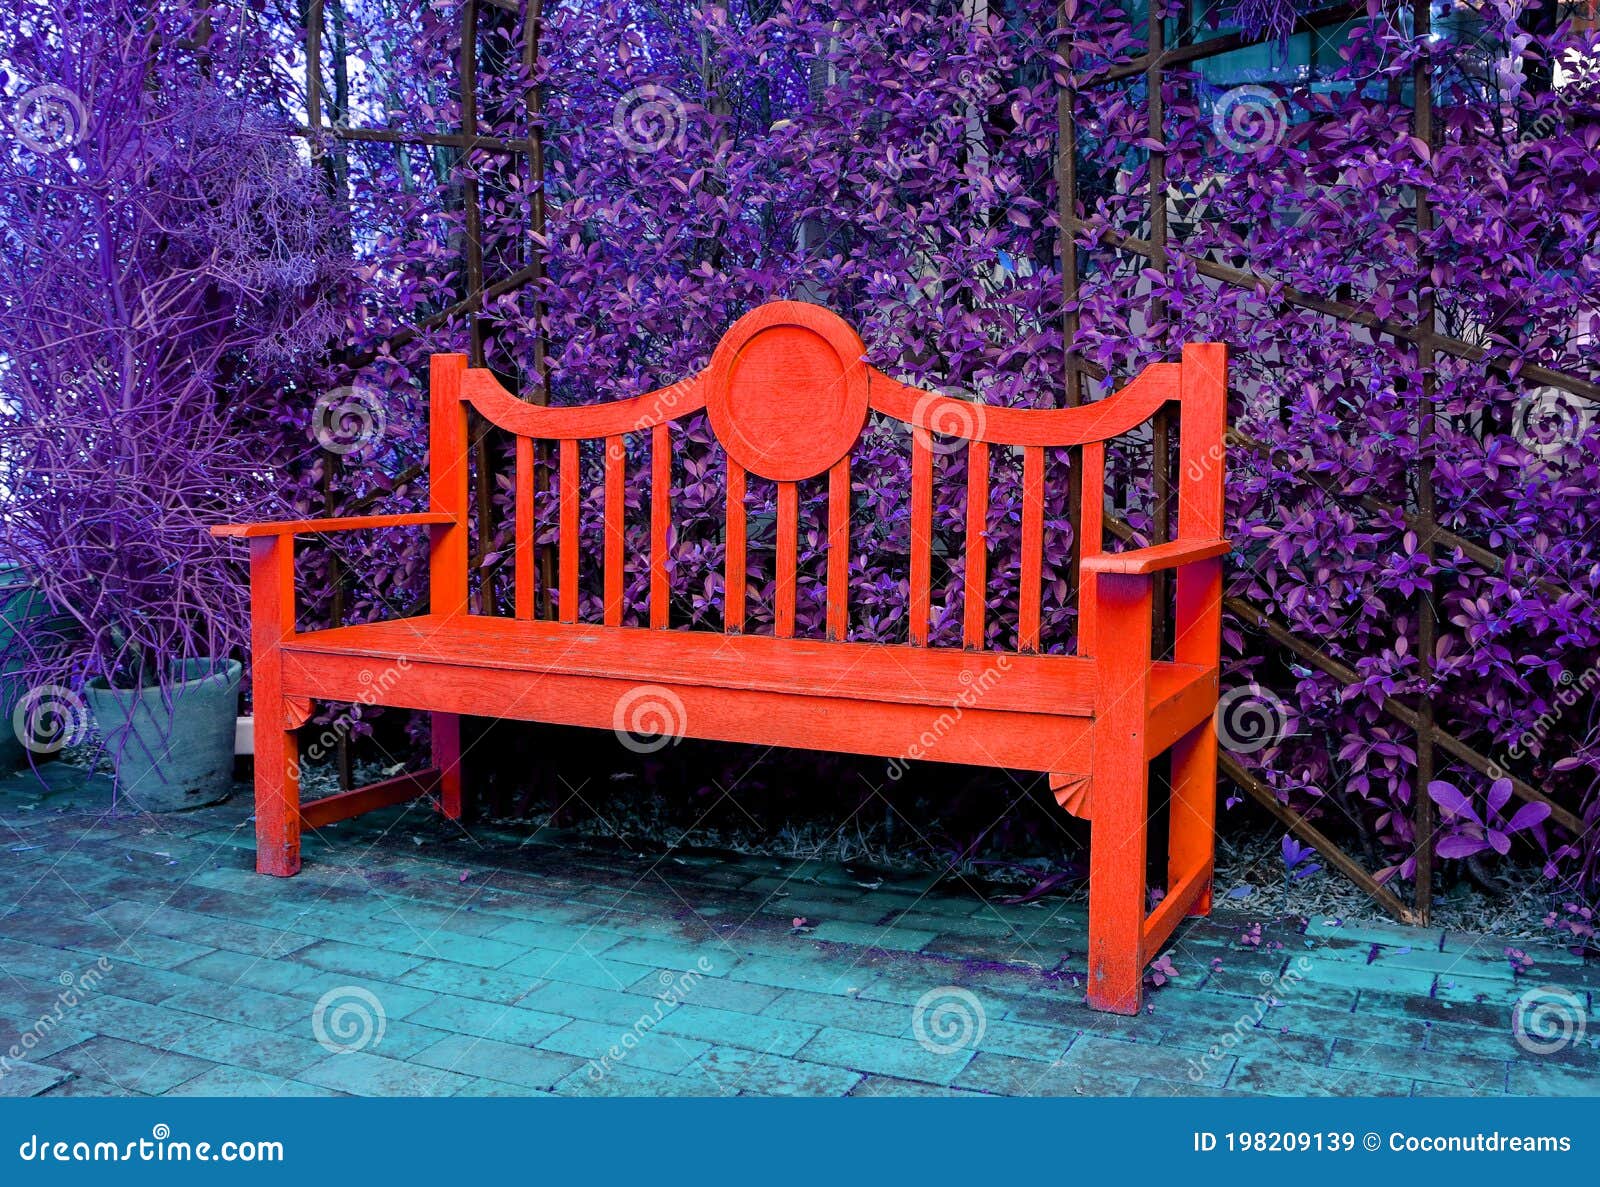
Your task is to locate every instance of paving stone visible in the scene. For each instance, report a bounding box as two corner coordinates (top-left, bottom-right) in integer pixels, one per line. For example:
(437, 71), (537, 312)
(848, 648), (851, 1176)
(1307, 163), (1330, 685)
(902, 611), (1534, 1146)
(293, 939), (428, 981)
(1302, 917), (1445, 949)
(759, 987), (912, 1037)
(597, 936), (738, 973)
(162, 1064), (340, 1097)
(1226, 1051), (1414, 1097)
(555, 1063), (708, 1097)
(48, 1035), (213, 1095)
(1433, 972), (1528, 1006)
(518, 979), (673, 1027)
(0, 1061), (70, 1097)
(654, 1004), (818, 1056)
(412, 1033), (582, 1090)
(1354, 987), (1508, 1030)
(972, 1017), (1074, 1062)
(293, 1026), (466, 1092)
(1328, 1036), (1507, 1091)
(391, 931), (525, 970)
(1505, 1060), (1600, 1096)
(175, 948), (323, 996)
(849, 1074), (993, 1097)
(91, 902), (313, 960)
(81, 960), (211, 1007)
(160, 983), (312, 1032)
(396, 958), (532, 1006)
(500, 946), (654, 991)
(403, 994), (568, 1046)
(290, 971), (440, 1020)
(809, 919), (937, 952)
(1287, 956), (1438, 997)
(41, 1075), (138, 1097)
(624, 966), (784, 1014)
(538, 1018), (709, 1075)
(164, 1019), (329, 1079)
(0, 1019), (93, 1064)
(6, 765), (1592, 1100)
(794, 1026), (973, 1084)
(1442, 932), (1585, 967)
(1265, 1002), (1428, 1047)
(1409, 1078), (1502, 1097)
(70, 994), (198, 1049)
(953, 1051), (1139, 1096)
(680, 1045), (862, 1096)
(727, 954), (883, 996)
(483, 917), (626, 955)
(1061, 1033), (1232, 1087)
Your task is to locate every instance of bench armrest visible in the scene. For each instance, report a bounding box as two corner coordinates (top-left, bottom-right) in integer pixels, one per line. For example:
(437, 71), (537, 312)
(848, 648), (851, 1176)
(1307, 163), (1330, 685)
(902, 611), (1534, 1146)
(210, 512), (456, 539)
(1080, 537), (1229, 576)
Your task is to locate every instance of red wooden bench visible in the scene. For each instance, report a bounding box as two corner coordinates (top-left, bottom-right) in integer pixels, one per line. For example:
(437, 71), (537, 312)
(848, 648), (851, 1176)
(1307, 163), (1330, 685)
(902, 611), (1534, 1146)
(213, 301), (1228, 1014)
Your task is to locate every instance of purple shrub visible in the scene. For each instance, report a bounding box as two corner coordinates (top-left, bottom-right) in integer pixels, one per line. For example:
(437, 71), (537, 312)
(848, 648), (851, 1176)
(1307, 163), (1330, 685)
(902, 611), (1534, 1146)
(0, 7), (348, 709)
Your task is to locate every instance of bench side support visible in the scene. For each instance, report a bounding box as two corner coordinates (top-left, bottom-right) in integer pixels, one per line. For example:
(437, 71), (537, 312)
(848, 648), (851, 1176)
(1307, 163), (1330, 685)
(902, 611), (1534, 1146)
(1087, 570), (1152, 1014)
(250, 535), (301, 876)
(430, 353), (471, 820)
(1170, 343), (1228, 916)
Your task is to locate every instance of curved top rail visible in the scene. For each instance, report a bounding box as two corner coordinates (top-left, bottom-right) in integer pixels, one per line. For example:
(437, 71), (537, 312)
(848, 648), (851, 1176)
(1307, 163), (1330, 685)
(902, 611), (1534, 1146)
(866, 363), (1179, 447)
(455, 301), (1181, 457)
(460, 368), (707, 440)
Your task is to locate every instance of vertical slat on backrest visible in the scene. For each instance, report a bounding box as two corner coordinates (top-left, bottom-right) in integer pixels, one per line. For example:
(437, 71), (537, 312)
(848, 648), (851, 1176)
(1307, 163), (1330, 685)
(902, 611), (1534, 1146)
(1018, 445), (1044, 652)
(1078, 439), (1105, 656)
(909, 435), (933, 645)
(1175, 343), (1228, 666)
(826, 458), (849, 640)
(651, 422), (670, 628)
(558, 437), (578, 624)
(514, 436), (534, 619)
(725, 459), (747, 633)
(429, 354), (470, 618)
(604, 435), (624, 626)
(775, 481), (798, 639)
(962, 440), (989, 648)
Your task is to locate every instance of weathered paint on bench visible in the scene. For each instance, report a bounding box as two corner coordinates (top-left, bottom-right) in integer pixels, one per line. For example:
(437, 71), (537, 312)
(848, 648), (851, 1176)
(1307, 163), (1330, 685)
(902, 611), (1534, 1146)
(213, 300), (1230, 1014)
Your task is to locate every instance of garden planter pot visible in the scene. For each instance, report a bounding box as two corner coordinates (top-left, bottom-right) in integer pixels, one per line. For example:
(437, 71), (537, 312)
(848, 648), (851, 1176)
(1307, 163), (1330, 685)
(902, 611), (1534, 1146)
(85, 658), (242, 811)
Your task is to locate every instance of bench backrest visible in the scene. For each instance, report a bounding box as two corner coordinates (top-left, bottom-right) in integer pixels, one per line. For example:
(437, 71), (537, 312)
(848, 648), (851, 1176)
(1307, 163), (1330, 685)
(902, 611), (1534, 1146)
(428, 301), (1225, 657)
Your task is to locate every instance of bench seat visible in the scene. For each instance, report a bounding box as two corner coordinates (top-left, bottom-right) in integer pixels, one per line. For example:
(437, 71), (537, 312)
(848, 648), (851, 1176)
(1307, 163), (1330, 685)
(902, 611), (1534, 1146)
(280, 615), (1217, 775)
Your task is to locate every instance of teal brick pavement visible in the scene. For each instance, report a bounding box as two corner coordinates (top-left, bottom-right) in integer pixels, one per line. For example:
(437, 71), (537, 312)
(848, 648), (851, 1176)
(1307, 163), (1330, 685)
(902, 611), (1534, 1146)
(1, 764), (1596, 1097)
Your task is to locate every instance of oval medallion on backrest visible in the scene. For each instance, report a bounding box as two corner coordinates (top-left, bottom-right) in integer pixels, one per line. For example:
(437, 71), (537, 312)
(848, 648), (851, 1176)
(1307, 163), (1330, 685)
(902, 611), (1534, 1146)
(705, 301), (869, 482)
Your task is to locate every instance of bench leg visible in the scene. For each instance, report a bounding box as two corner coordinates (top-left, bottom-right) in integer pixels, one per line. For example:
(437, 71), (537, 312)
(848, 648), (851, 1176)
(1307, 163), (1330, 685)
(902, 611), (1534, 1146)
(1169, 718), (1216, 917)
(1087, 570), (1151, 1015)
(433, 712), (463, 820)
(256, 698), (302, 877)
